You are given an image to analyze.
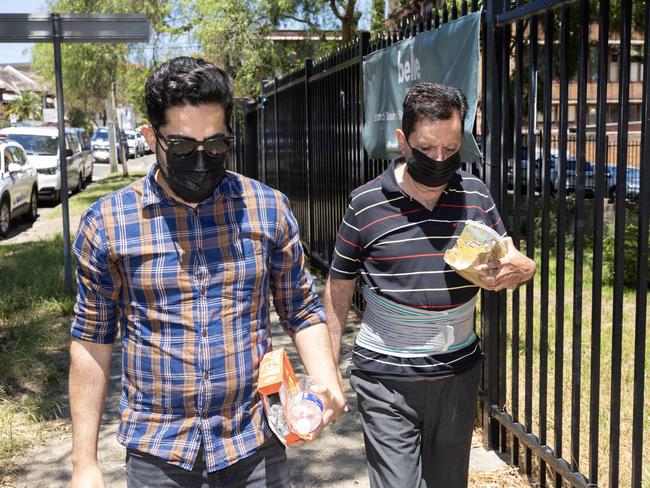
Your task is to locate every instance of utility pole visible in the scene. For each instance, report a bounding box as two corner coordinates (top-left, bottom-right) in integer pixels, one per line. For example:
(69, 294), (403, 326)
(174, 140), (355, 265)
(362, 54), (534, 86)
(107, 87), (118, 173)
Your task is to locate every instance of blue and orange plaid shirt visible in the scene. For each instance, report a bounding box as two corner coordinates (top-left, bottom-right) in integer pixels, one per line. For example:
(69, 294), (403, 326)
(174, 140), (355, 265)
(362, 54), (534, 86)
(71, 163), (326, 472)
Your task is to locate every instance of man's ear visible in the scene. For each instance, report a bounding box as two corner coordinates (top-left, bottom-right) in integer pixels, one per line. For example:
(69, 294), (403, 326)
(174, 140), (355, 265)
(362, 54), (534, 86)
(395, 129), (411, 158)
(141, 125), (157, 153)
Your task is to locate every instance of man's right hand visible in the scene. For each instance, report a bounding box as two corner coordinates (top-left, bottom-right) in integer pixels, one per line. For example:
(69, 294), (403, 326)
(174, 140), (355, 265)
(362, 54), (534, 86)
(71, 462), (105, 488)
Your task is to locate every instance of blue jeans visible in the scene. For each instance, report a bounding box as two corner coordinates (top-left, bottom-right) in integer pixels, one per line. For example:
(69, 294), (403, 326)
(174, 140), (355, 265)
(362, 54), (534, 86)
(125, 437), (289, 488)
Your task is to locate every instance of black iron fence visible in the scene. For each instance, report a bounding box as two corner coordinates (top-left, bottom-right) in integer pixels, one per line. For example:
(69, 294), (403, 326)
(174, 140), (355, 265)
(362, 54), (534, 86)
(232, 0), (650, 486)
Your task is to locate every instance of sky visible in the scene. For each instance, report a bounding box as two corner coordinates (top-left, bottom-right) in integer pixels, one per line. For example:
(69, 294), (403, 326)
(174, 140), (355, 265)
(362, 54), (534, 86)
(0, 0), (49, 64)
(0, 0), (373, 66)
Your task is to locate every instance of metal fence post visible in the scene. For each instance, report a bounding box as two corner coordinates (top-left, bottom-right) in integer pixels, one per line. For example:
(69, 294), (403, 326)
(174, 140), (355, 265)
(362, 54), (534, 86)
(305, 59), (314, 256)
(274, 78), (280, 190)
(483, 0), (505, 451)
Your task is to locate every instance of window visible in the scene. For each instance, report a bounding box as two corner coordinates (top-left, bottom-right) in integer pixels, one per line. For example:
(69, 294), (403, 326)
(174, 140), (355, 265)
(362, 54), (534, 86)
(588, 44), (599, 81)
(3, 148), (14, 172)
(568, 105), (577, 124)
(66, 133), (80, 154)
(629, 104), (642, 122)
(608, 103), (619, 124)
(8, 146), (26, 166)
(588, 105), (597, 126)
(610, 48), (619, 83)
(630, 46), (643, 83)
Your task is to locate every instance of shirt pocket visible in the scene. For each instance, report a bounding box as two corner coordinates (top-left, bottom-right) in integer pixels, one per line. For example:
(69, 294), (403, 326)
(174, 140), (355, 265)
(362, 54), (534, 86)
(225, 235), (269, 298)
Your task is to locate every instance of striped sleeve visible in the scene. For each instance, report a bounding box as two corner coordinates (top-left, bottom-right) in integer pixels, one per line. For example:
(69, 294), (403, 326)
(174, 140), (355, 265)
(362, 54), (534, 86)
(329, 196), (362, 280)
(71, 206), (121, 344)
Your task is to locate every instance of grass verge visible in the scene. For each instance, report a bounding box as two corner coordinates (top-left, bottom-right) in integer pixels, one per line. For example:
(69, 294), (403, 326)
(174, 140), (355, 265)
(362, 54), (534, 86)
(47, 173), (145, 220)
(0, 235), (75, 482)
(0, 173), (142, 483)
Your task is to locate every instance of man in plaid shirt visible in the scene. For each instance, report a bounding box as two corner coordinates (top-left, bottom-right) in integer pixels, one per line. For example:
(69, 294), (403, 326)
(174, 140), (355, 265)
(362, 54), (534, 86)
(69, 57), (345, 488)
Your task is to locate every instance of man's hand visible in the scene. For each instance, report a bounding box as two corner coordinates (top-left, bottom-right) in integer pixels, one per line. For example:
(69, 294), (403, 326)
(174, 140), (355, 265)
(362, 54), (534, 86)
(476, 237), (536, 291)
(295, 381), (346, 443)
(71, 461), (105, 488)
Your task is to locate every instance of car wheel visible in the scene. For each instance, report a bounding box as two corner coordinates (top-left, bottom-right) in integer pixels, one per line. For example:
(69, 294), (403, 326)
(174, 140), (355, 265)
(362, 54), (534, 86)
(0, 198), (10, 239)
(24, 187), (38, 222)
(87, 166), (94, 184)
(53, 189), (61, 205)
(75, 173), (83, 194)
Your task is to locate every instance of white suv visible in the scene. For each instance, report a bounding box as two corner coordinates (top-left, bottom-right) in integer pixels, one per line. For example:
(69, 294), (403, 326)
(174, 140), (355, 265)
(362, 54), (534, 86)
(0, 139), (39, 238)
(0, 126), (85, 203)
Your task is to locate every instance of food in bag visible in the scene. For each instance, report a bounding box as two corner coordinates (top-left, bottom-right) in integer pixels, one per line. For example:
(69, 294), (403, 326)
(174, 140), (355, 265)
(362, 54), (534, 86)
(443, 220), (507, 287)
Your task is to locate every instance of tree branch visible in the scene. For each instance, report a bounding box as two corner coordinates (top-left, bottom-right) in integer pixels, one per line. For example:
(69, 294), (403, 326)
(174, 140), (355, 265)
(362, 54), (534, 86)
(329, 0), (345, 21)
(281, 13), (320, 31)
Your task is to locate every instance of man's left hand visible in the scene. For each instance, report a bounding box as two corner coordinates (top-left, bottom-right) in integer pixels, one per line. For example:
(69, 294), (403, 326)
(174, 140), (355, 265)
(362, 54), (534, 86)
(296, 382), (347, 443)
(476, 237), (536, 291)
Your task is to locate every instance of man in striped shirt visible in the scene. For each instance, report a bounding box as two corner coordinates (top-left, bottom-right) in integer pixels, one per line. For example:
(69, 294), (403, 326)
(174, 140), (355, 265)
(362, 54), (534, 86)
(69, 57), (345, 488)
(324, 83), (535, 488)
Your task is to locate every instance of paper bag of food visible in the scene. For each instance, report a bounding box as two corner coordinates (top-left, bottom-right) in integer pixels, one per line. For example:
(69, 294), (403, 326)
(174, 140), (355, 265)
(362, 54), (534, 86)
(258, 348), (318, 446)
(443, 220), (507, 287)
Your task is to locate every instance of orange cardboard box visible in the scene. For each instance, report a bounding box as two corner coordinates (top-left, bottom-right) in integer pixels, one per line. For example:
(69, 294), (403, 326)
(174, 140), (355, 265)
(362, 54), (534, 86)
(258, 348), (315, 446)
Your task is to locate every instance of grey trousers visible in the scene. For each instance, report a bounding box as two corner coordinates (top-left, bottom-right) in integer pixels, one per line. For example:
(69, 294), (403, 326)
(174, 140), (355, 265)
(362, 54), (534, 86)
(125, 436), (289, 488)
(350, 362), (482, 488)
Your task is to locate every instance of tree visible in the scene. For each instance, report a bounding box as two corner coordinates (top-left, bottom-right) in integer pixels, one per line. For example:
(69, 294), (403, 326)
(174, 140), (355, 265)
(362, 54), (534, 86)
(32, 0), (195, 125)
(194, 0), (339, 95)
(5, 92), (42, 122)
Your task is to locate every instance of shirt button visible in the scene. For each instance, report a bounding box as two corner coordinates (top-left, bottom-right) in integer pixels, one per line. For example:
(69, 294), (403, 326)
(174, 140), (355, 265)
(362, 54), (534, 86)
(204, 371), (209, 380)
(198, 247), (203, 254)
(202, 329), (208, 337)
(201, 411), (208, 419)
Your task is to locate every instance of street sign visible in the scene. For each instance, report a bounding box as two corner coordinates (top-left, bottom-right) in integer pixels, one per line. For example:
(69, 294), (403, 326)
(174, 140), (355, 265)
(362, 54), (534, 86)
(0, 14), (150, 43)
(0, 13), (150, 293)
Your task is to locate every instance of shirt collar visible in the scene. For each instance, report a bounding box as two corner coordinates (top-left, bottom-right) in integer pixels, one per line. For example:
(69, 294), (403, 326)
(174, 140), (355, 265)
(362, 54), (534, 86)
(381, 158), (407, 195)
(142, 162), (248, 209)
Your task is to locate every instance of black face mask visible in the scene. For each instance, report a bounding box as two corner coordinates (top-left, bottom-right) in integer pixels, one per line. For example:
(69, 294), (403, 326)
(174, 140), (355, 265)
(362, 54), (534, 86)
(157, 143), (227, 203)
(406, 147), (461, 188)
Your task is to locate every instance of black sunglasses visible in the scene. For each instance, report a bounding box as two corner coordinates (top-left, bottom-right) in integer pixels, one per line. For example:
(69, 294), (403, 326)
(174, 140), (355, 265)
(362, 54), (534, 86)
(154, 128), (234, 158)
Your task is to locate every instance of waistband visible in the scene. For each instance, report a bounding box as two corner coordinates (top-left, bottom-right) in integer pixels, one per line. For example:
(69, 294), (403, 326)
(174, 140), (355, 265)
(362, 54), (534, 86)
(355, 288), (477, 358)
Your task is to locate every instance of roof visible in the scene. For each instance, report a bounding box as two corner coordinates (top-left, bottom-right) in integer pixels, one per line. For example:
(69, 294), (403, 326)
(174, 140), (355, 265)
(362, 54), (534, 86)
(0, 66), (47, 94)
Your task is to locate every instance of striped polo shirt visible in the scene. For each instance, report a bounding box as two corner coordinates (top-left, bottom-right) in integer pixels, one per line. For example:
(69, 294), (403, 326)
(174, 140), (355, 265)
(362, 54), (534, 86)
(330, 160), (506, 379)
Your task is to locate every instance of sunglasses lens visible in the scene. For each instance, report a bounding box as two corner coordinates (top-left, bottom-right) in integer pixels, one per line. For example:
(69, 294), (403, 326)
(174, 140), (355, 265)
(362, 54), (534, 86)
(204, 138), (230, 156)
(168, 140), (196, 157)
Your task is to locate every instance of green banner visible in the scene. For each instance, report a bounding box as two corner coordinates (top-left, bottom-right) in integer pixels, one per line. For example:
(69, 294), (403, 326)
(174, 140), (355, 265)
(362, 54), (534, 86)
(362, 13), (481, 161)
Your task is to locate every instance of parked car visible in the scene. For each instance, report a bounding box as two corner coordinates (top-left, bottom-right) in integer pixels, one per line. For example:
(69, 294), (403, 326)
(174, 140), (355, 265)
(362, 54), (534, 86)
(607, 166), (641, 203)
(0, 126), (85, 203)
(73, 127), (94, 184)
(0, 138), (39, 238)
(91, 127), (128, 164)
(125, 129), (145, 158)
(507, 147), (558, 194)
(555, 158), (596, 197)
(136, 129), (150, 154)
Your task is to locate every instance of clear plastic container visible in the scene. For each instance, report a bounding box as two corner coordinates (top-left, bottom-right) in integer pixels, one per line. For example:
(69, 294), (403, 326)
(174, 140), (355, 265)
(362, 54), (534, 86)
(285, 376), (324, 435)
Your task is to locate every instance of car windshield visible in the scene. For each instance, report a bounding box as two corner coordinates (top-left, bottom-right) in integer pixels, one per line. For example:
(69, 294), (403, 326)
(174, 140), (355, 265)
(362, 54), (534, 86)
(127, 133), (135, 140)
(4, 134), (58, 155)
(92, 130), (109, 140)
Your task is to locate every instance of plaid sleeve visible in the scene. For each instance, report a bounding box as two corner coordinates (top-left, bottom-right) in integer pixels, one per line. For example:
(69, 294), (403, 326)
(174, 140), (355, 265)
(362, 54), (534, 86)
(270, 193), (327, 334)
(70, 205), (121, 344)
(329, 195), (362, 280)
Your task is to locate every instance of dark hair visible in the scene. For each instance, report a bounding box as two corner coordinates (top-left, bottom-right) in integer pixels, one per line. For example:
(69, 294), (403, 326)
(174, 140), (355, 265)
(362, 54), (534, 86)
(145, 56), (233, 130)
(402, 83), (468, 138)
